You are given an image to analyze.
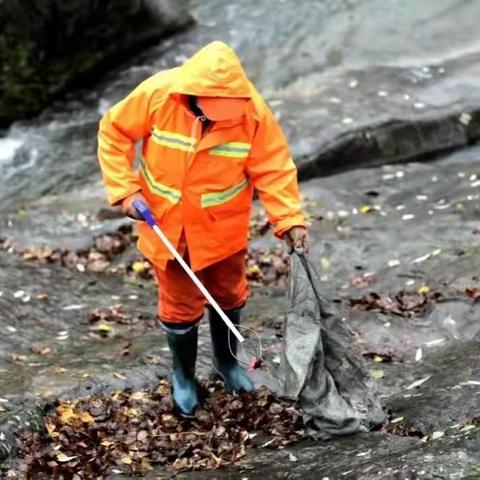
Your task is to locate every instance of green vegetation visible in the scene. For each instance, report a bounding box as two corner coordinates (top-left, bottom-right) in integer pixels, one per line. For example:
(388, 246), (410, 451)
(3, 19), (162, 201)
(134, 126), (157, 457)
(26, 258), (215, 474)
(0, 0), (191, 126)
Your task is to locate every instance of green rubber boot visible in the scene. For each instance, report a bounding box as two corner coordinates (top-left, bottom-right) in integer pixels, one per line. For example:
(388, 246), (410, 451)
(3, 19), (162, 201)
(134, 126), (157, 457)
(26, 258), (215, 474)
(209, 307), (254, 392)
(166, 326), (198, 415)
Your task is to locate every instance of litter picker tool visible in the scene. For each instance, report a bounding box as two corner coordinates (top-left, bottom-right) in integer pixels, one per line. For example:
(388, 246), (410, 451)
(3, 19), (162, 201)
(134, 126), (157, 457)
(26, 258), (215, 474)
(133, 199), (245, 344)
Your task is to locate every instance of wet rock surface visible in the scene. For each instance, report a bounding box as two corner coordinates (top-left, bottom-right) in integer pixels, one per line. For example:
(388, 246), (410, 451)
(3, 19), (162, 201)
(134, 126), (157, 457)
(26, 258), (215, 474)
(1, 147), (479, 477)
(147, 430), (480, 480)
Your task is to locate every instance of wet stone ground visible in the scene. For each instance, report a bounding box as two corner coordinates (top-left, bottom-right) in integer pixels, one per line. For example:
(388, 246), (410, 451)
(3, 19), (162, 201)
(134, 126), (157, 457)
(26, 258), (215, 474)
(0, 146), (479, 478)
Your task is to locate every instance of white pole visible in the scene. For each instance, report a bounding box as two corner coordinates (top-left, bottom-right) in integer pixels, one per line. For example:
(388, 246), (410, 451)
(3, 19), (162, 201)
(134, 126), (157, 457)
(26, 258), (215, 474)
(151, 225), (245, 343)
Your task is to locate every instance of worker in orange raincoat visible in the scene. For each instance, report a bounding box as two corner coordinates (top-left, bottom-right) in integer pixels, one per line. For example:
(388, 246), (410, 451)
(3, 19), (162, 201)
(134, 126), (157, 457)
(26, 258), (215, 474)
(98, 41), (308, 415)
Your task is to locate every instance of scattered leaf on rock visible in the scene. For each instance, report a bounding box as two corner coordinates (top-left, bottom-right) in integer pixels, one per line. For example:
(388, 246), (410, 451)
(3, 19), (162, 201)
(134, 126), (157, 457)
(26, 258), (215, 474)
(360, 205), (374, 214)
(417, 284), (430, 294)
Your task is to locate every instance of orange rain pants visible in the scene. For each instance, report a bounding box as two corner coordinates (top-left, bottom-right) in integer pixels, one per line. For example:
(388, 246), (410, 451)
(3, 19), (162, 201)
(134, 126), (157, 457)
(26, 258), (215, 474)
(154, 248), (248, 324)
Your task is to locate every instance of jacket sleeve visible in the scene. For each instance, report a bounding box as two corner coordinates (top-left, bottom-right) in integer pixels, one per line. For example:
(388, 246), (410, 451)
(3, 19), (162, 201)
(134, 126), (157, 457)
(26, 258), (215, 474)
(97, 80), (154, 206)
(246, 106), (305, 238)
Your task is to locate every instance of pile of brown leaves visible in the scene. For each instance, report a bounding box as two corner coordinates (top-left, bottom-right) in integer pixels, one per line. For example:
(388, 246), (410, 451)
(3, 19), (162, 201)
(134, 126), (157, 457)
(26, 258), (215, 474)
(5, 383), (302, 479)
(246, 247), (290, 287)
(249, 209), (270, 238)
(124, 245), (291, 287)
(348, 290), (443, 318)
(3, 222), (290, 287)
(1, 225), (134, 274)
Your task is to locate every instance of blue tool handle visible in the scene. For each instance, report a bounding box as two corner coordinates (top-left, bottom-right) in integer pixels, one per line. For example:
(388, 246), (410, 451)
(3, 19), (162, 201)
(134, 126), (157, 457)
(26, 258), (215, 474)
(133, 199), (157, 227)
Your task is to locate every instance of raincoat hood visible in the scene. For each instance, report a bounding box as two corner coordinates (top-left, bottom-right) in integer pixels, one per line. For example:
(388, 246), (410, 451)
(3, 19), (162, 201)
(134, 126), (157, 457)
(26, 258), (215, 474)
(172, 41), (252, 98)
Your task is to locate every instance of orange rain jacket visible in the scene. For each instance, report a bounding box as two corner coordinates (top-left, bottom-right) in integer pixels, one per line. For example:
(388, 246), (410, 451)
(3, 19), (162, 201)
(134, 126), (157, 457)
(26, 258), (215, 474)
(98, 41), (304, 271)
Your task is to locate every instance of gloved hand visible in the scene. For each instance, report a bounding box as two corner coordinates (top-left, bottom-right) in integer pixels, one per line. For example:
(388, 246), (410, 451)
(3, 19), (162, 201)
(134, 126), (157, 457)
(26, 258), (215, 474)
(284, 226), (310, 254)
(121, 192), (148, 221)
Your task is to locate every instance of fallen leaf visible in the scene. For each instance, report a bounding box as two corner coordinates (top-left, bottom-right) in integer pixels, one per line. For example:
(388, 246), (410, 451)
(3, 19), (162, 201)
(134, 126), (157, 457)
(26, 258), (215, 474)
(56, 453), (77, 463)
(132, 261), (146, 273)
(57, 404), (75, 424)
(320, 257), (330, 271)
(141, 457), (153, 471)
(412, 253), (431, 264)
(356, 451), (370, 457)
(388, 259), (401, 268)
(131, 391), (148, 401)
(360, 205), (374, 214)
(79, 411), (94, 424)
(31, 346), (51, 356)
(45, 422), (56, 435)
(415, 348), (423, 362)
(406, 376), (431, 390)
(97, 323), (113, 333)
(418, 285), (430, 294)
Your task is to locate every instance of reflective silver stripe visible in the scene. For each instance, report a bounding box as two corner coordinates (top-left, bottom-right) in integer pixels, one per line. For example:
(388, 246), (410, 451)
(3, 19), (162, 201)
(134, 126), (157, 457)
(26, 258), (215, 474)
(151, 127), (196, 153)
(140, 158), (181, 204)
(201, 178), (249, 208)
(210, 142), (251, 159)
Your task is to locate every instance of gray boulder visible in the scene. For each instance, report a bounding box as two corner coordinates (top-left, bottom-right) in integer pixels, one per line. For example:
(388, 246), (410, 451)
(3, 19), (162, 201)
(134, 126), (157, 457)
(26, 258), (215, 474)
(0, 0), (192, 127)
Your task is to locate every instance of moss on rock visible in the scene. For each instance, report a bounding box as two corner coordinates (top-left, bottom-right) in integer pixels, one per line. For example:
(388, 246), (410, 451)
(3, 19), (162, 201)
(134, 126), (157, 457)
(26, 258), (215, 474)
(0, 0), (192, 127)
